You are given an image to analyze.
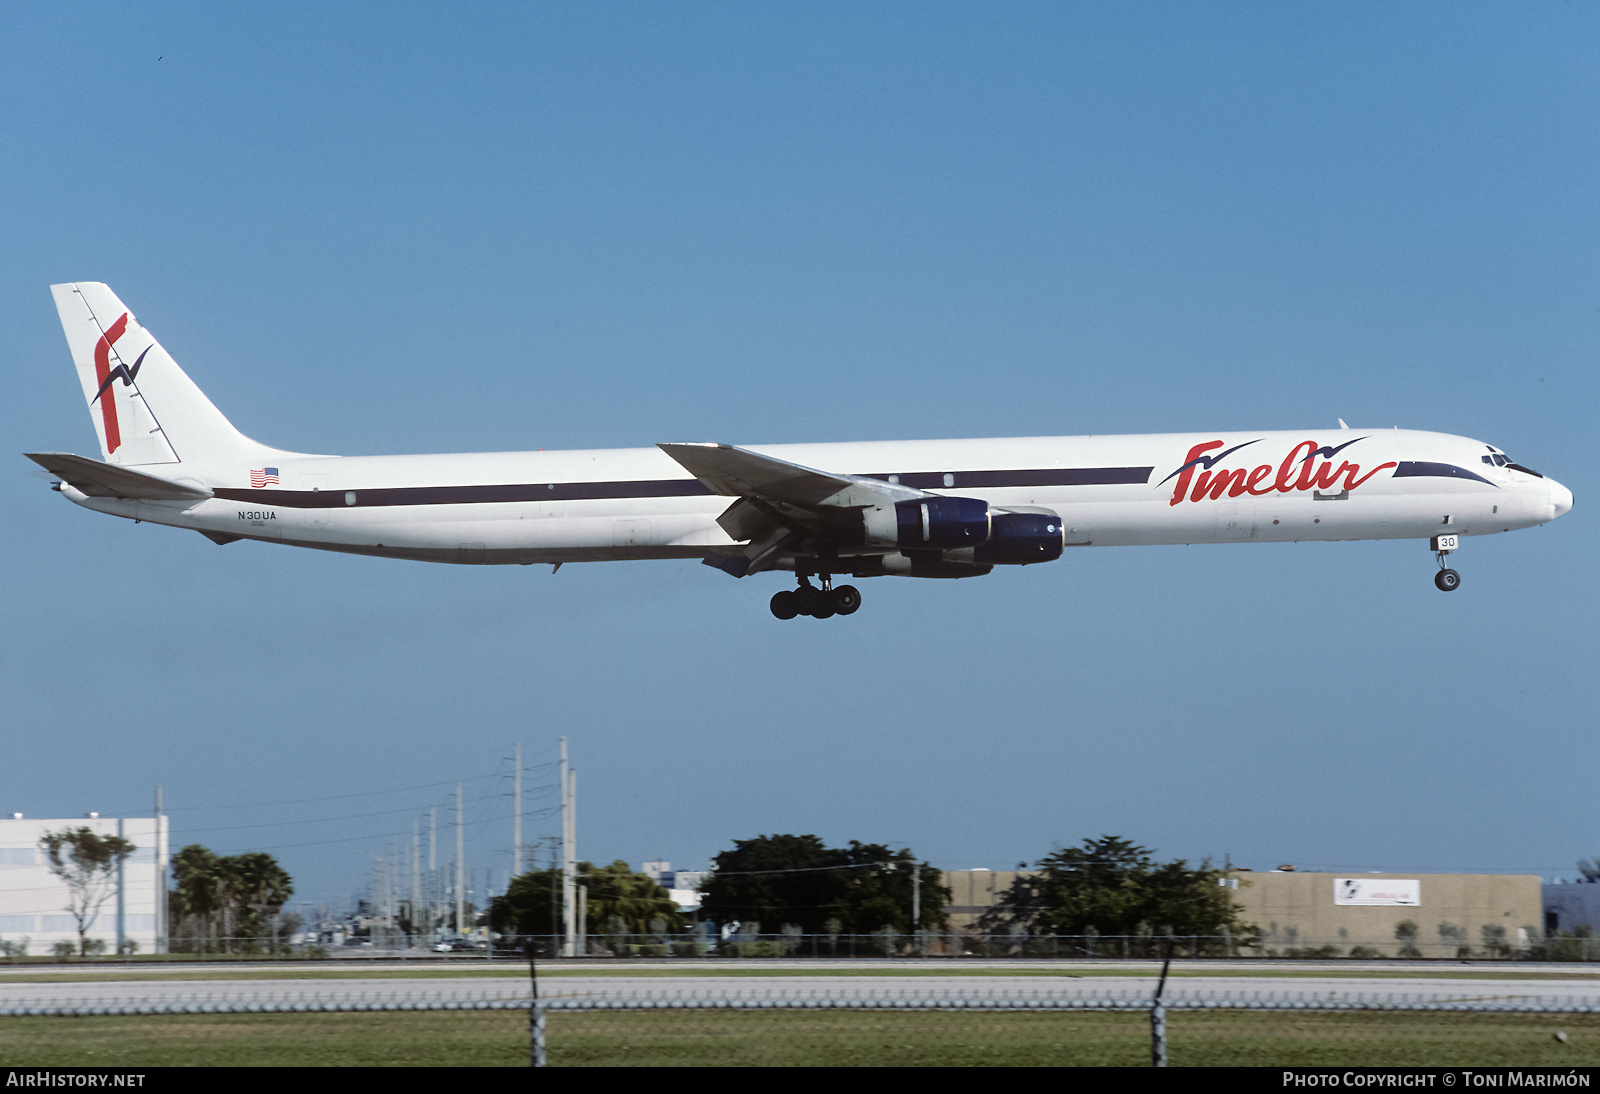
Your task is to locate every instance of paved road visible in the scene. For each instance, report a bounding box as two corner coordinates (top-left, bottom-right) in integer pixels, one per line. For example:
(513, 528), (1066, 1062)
(541, 975), (1600, 1007)
(7, 973), (1600, 1012)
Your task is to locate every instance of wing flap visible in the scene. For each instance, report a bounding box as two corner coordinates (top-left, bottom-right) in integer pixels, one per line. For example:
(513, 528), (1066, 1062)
(716, 496), (799, 541)
(25, 452), (212, 500)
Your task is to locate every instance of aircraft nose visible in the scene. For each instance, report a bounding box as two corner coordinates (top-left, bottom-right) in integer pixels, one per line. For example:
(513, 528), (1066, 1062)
(1549, 478), (1573, 519)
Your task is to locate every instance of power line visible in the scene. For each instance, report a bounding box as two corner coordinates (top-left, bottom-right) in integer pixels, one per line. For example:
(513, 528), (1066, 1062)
(166, 774), (495, 811)
(709, 861), (903, 878)
(153, 765), (556, 813)
(201, 800), (560, 857)
(174, 789), (516, 836)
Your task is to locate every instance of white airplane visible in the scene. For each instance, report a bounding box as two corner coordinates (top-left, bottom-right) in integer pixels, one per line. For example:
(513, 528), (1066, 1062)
(29, 283), (1573, 619)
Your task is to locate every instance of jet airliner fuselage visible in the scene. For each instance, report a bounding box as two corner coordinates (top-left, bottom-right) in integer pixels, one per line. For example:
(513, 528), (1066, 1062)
(29, 284), (1573, 619)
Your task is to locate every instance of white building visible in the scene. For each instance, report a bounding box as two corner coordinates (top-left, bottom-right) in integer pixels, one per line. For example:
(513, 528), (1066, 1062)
(0, 815), (168, 955)
(640, 861), (703, 913)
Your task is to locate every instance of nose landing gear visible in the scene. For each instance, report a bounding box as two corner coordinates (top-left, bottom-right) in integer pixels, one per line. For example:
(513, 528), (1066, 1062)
(1431, 533), (1461, 593)
(770, 574), (862, 620)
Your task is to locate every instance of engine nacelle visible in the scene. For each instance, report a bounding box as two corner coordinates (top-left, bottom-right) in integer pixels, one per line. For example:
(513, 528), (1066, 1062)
(974, 511), (1065, 565)
(890, 496), (990, 549)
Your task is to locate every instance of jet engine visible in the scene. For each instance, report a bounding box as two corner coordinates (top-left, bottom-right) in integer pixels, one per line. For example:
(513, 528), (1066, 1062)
(974, 511), (1066, 565)
(892, 496), (990, 548)
(849, 506), (1065, 577)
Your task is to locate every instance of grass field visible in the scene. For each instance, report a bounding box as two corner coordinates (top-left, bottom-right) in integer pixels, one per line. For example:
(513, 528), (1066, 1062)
(2, 1009), (1598, 1066)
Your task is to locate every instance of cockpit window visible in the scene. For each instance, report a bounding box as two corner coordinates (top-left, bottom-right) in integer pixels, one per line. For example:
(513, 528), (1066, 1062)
(1481, 454), (1512, 467)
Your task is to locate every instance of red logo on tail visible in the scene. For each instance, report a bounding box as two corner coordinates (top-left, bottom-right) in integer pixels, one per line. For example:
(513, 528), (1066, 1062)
(93, 313), (131, 453)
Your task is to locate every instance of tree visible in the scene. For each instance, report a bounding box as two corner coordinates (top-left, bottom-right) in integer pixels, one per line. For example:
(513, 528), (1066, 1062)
(489, 868), (562, 937)
(580, 861), (686, 936)
(168, 844), (225, 944)
(489, 861), (684, 940)
(1479, 923), (1510, 959)
(226, 852), (294, 941)
(979, 836), (1244, 941)
(1437, 921), (1468, 959)
(39, 827), (136, 956)
(168, 844), (294, 952)
(699, 835), (949, 935)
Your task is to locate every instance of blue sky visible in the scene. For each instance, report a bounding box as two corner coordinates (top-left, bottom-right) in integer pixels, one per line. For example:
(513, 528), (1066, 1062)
(3, 3), (1594, 912)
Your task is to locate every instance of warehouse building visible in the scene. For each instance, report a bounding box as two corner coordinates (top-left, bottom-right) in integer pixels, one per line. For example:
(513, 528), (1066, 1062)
(1235, 871), (1541, 958)
(0, 814), (168, 956)
(941, 868), (1541, 958)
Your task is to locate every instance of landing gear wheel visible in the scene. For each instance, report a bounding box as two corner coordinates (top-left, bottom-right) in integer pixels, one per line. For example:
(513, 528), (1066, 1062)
(770, 590), (799, 619)
(794, 586), (823, 617)
(831, 585), (861, 615)
(1434, 568), (1461, 592)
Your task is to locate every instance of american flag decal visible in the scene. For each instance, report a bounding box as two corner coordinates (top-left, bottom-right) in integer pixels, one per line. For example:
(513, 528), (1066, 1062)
(250, 467), (280, 488)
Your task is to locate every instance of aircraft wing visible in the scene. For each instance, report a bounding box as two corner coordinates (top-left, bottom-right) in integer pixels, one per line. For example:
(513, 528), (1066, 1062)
(24, 452), (212, 501)
(658, 442), (927, 574)
(656, 443), (915, 505)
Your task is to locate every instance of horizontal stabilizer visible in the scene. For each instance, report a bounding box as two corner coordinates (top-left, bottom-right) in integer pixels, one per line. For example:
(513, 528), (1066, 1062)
(25, 452), (211, 500)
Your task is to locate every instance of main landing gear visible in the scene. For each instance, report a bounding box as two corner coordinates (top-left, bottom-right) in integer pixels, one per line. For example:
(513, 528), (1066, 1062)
(770, 575), (862, 620)
(1431, 533), (1461, 593)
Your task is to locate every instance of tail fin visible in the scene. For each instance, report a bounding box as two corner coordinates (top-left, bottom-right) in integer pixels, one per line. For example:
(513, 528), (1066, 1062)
(51, 282), (297, 466)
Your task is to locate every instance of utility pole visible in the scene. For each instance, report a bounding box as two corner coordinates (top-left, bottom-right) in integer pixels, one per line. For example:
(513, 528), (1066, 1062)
(456, 782), (465, 940)
(154, 786), (167, 955)
(485, 866), (494, 962)
(513, 742), (523, 877)
(912, 861), (921, 955)
(412, 818), (421, 944)
(576, 873), (586, 956)
(390, 838), (400, 934)
(429, 806), (438, 939)
(561, 738), (576, 958)
(548, 837), (559, 946)
(116, 815), (126, 957)
(570, 770), (581, 955)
